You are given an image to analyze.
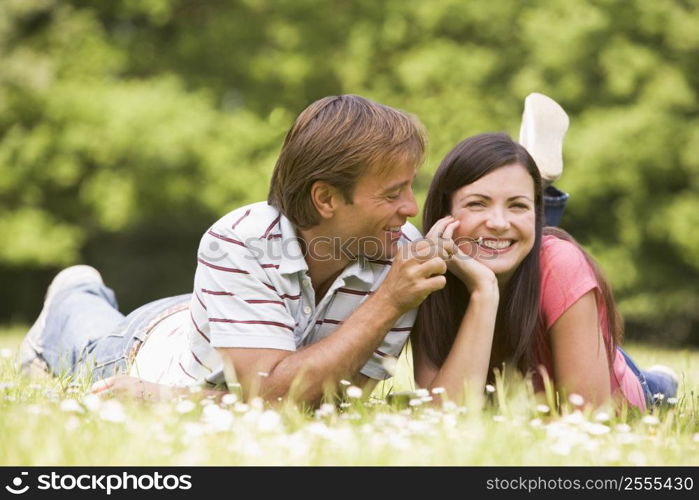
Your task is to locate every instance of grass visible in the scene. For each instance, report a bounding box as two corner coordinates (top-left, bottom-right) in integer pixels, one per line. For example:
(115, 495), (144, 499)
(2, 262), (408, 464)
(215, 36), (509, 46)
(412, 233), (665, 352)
(1, 324), (697, 465)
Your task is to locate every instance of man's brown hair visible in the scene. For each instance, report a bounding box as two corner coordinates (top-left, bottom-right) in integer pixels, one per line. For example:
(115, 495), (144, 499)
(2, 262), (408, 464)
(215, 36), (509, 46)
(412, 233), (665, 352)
(268, 95), (427, 228)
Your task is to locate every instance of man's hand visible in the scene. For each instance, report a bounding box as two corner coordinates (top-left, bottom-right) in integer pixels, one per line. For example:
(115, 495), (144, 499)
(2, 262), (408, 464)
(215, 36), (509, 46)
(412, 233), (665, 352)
(374, 238), (448, 314)
(90, 375), (227, 402)
(90, 375), (166, 401)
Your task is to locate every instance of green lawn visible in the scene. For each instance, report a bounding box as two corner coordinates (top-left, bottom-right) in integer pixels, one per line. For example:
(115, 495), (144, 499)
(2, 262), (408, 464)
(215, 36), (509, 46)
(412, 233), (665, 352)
(1, 325), (697, 465)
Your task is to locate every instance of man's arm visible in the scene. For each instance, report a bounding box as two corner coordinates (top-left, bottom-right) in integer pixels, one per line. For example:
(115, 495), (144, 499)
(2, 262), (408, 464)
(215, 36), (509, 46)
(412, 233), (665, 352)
(218, 240), (447, 405)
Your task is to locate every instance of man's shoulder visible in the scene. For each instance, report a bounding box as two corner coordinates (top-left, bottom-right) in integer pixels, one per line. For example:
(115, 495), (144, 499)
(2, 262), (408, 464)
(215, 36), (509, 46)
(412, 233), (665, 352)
(209, 202), (283, 240)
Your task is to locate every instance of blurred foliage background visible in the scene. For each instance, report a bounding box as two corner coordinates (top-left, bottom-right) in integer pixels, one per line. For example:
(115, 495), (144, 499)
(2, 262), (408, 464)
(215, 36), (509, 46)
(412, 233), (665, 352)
(1, 0), (697, 346)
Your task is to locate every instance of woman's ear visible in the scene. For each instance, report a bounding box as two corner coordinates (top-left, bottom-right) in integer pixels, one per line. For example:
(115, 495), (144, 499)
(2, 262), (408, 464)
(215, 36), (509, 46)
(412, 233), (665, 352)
(309, 181), (341, 220)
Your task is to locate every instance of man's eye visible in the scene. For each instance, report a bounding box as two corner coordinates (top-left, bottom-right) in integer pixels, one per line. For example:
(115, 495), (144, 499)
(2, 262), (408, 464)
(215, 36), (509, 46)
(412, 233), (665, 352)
(511, 203), (530, 210)
(386, 193), (400, 201)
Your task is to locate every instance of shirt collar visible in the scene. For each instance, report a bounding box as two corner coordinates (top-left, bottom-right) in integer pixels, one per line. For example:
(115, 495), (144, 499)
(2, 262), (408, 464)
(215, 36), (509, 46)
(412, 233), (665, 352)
(277, 214), (308, 276)
(345, 256), (378, 285)
(276, 213), (377, 286)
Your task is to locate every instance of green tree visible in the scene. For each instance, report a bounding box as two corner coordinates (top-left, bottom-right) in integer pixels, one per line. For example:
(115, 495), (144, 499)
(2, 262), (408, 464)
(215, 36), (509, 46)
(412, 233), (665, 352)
(1, 0), (697, 344)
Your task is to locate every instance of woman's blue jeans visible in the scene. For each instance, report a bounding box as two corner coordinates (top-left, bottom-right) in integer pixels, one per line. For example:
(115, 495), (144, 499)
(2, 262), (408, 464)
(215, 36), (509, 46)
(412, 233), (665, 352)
(618, 347), (678, 408)
(544, 185), (569, 227)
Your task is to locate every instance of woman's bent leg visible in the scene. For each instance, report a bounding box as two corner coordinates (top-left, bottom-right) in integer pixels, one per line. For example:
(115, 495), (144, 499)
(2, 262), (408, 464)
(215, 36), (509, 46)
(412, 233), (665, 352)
(543, 185), (569, 227)
(618, 347), (678, 407)
(641, 365), (679, 404)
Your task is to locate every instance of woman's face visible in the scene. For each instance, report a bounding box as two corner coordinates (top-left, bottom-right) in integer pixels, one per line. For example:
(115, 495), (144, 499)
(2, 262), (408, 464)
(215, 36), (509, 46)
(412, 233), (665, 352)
(450, 163), (537, 285)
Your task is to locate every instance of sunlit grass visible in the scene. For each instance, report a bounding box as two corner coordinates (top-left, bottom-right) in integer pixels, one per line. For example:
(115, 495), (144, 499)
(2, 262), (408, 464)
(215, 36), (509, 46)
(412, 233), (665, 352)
(1, 325), (697, 465)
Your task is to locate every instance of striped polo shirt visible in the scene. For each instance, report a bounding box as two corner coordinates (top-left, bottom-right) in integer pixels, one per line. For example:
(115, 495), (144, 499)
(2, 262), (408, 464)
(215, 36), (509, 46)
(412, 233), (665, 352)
(129, 201), (421, 387)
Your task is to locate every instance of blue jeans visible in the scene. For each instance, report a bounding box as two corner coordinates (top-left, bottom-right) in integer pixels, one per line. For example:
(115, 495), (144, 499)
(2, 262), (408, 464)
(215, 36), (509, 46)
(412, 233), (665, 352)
(37, 280), (191, 382)
(618, 347), (678, 407)
(543, 185), (569, 226)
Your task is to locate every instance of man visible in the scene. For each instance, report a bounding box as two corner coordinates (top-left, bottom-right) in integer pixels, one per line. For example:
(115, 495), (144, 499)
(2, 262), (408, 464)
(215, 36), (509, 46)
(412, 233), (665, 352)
(20, 95), (449, 405)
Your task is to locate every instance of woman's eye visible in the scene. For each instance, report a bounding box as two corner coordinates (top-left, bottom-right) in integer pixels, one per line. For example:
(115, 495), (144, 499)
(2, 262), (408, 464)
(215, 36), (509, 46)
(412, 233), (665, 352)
(511, 203), (530, 210)
(466, 201), (485, 208)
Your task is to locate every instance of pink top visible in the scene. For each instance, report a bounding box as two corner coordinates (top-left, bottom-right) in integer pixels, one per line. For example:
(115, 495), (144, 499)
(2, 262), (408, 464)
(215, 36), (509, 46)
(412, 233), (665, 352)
(537, 235), (646, 410)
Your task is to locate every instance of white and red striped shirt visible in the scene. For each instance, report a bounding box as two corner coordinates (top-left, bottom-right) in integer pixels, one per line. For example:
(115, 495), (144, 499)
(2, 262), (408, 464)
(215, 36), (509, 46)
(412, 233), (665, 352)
(130, 202), (420, 387)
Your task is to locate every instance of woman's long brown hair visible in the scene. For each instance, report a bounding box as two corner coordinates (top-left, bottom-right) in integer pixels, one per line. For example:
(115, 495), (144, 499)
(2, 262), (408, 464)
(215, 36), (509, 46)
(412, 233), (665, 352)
(413, 133), (623, 381)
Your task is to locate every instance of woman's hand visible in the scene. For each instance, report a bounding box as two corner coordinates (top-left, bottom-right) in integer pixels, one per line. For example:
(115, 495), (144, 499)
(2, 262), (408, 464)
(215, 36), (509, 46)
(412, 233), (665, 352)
(416, 215), (501, 404)
(424, 216), (498, 295)
(90, 375), (168, 401)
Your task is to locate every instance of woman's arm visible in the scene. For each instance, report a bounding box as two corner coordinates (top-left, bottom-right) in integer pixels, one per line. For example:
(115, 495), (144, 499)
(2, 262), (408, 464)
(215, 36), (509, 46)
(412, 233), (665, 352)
(413, 216), (500, 405)
(548, 290), (612, 407)
(414, 287), (499, 404)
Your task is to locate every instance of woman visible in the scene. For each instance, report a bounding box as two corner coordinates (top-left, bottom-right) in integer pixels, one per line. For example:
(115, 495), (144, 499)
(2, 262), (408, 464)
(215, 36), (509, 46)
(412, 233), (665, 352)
(412, 132), (677, 410)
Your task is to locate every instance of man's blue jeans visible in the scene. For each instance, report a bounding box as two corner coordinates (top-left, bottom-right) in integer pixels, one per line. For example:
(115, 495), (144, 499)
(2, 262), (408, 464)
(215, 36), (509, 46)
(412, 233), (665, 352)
(36, 280), (190, 382)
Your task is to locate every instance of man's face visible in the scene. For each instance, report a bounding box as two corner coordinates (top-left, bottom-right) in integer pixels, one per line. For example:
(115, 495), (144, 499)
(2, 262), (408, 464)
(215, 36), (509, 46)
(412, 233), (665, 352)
(331, 160), (419, 261)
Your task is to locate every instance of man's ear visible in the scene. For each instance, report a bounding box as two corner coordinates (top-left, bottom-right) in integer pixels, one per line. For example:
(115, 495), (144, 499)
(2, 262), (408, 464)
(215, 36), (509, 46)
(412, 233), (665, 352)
(310, 181), (342, 220)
